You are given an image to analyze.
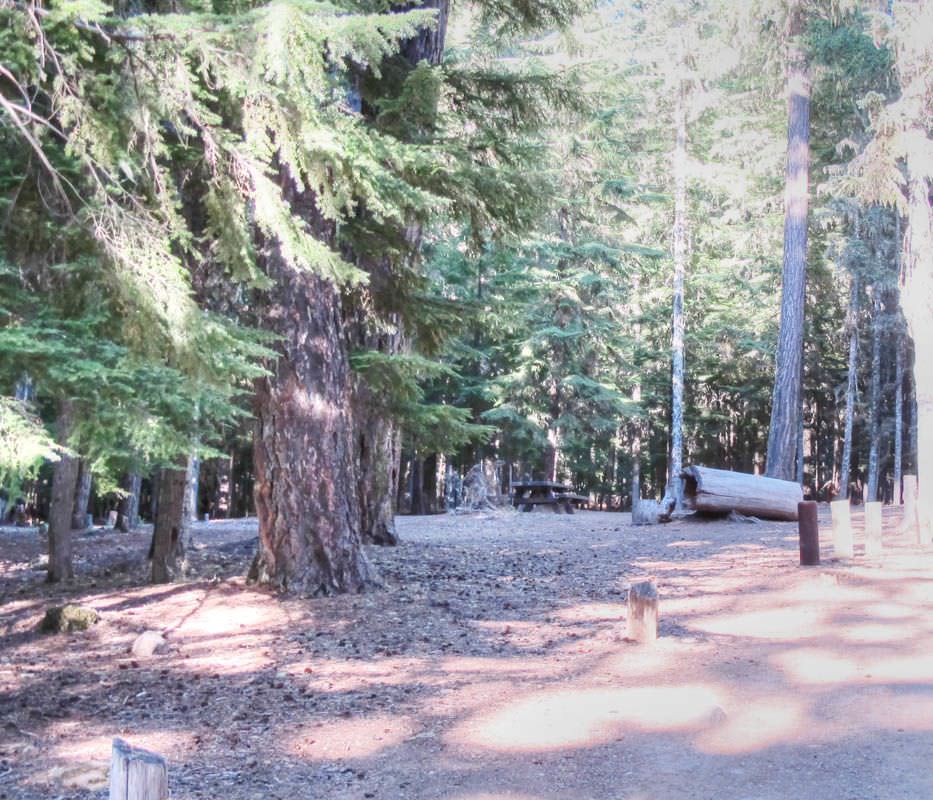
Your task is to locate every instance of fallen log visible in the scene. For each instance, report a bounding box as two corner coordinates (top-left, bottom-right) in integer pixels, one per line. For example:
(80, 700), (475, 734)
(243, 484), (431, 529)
(680, 466), (803, 521)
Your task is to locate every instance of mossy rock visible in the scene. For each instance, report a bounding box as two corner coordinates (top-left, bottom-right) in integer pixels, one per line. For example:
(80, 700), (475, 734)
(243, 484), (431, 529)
(38, 604), (99, 633)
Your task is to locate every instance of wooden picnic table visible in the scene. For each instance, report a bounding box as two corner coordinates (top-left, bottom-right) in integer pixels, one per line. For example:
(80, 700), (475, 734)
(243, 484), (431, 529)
(510, 481), (588, 514)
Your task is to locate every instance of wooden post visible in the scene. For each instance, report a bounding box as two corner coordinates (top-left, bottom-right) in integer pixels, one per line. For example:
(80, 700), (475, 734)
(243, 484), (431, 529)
(110, 738), (167, 800)
(627, 581), (658, 644)
(798, 500), (820, 565)
(864, 501), (883, 557)
(901, 475), (919, 538)
(830, 499), (854, 559)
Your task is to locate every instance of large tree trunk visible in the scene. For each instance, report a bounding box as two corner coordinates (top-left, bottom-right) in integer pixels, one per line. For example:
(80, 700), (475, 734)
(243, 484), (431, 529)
(116, 472), (141, 532)
(71, 459), (92, 530)
(902, 169), (933, 542)
(840, 273), (859, 500)
(150, 460), (189, 583)
(251, 230), (376, 593)
(867, 286), (883, 501)
(667, 73), (688, 508)
(48, 401), (79, 583)
(766, 0), (811, 481)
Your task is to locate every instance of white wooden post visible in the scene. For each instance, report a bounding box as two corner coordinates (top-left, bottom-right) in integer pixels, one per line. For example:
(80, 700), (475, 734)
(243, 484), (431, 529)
(110, 739), (167, 800)
(901, 475), (919, 538)
(830, 499), (854, 559)
(864, 501), (883, 557)
(627, 581), (658, 644)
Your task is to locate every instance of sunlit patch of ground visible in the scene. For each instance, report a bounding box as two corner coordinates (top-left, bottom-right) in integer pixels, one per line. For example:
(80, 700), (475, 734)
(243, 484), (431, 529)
(3, 507), (933, 799)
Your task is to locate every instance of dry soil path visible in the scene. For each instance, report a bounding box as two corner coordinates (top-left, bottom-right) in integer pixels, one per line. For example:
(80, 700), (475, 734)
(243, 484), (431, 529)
(1, 507), (932, 799)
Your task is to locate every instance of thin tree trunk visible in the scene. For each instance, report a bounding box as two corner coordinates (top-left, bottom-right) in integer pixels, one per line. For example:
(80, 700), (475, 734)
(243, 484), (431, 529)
(410, 454), (425, 515)
(902, 169), (933, 542)
(867, 285), (883, 501)
(71, 459), (92, 530)
(186, 455), (200, 522)
(220, 456), (235, 518)
(116, 472), (141, 532)
(667, 74), (688, 508)
(840, 274), (860, 500)
(766, 0), (811, 480)
(796, 397), (805, 486)
(397, 451), (410, 513)
(150, 460), (188, 583)
(423, 453), (439, 513)
(48, 400), (79, 583)
(631, 270), (643, 513)
(895, 324), (905, 502)
(894, 211), (904, 503)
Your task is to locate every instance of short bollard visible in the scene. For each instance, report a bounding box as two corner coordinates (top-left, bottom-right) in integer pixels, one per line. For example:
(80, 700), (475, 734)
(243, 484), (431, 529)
(798, 501), (820, 565)
(864, 501), (883, 557)
(110, 738), (167, 800)
(627, 581), (658, 645)
(831, 499), (854, 559)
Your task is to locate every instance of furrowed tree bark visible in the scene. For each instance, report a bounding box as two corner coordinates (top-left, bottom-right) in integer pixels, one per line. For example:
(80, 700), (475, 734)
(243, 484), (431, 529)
(766, 0), (810, 482)
(71, 459), (92, 530)
(48, 400), (79, 582)
(150, 459), (188, 583)
(251, 185), (377, 593)
(867, 285), (883, 501)
(840, 273), (859, 500)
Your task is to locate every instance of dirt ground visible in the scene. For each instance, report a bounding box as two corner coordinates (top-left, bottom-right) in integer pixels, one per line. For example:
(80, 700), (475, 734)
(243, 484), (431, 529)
(2, 505), (932, 800)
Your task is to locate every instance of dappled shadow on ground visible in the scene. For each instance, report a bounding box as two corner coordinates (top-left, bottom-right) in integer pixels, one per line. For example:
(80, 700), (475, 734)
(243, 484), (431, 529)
(2, 507), (933, 799)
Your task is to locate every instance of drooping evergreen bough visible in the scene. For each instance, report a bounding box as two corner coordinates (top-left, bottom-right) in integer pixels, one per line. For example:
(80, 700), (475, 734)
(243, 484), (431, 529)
(0, 0), (588, 591)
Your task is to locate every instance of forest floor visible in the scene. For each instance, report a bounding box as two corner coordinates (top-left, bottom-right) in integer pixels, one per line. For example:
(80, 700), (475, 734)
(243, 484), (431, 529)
(2, 505), (932, 800)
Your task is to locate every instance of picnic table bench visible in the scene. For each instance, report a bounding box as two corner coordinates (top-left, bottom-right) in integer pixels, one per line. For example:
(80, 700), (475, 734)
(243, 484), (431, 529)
(511, 481), (589, 514)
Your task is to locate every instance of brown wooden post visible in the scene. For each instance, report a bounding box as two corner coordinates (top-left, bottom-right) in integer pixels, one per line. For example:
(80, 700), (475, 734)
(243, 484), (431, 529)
(798, 500), (820, 565)
(109, 738), (167, 800)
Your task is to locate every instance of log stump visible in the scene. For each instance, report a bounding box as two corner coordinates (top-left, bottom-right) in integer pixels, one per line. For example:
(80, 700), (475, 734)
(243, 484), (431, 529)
(627, 581), (658, 645)
(109, 738), (167, 800)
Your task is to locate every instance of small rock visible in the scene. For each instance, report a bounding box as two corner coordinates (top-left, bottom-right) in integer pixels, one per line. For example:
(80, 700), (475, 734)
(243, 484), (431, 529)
(131, 631), (167, 658)
(38, 605), (99, 634)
